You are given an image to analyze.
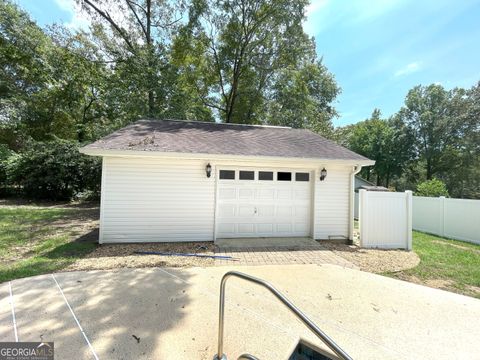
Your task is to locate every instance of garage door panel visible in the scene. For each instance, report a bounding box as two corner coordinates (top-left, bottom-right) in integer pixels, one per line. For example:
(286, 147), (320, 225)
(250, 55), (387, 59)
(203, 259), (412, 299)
(257, 223), (274, 233)
(258, 189), (275, 200)
(219, 188), (236, 200)
(238, 223), (255, 234)
(277, 189), (292, 200)
(277, 206), (293, 217)
(258, 205), (275, 217)
(238, 205), (255, 217)
(218, 223), (235, 234)
(218, 204), (235, 217)
(277, 224), (292, 233)
(295, 223), (309, 233)
(239, 188), (255, 199)
(295, 207), (309, 218)
(295, 189), (310, 200)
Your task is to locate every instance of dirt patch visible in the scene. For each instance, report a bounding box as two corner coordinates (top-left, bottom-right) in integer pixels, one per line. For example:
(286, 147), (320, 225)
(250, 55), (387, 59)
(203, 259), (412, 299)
(466, 285), (480, 296)
(320, 242), (420, 273)
(67, 242), (216, 271)
(432, 240), (480, 254)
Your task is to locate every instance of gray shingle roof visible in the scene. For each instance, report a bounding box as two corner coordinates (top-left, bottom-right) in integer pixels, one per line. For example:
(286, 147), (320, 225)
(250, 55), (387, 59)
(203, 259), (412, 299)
(81, 119), (371, 162)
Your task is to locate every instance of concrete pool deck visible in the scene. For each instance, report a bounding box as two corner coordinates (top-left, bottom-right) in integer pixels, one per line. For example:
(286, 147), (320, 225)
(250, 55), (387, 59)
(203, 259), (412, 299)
(1, 264), (480, 359)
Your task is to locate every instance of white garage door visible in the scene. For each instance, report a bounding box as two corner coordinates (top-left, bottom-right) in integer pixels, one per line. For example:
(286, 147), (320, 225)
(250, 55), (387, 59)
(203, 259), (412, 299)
(216, 169), (312, 238)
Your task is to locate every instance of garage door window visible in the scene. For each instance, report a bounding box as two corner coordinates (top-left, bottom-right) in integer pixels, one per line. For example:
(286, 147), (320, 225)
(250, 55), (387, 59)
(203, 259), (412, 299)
(259, 171), (273, 181)
(219, 170), (235, 180)
(239, 171), (255, 180)
(295, 172), (310, 181)
(277, 172), (292, 181)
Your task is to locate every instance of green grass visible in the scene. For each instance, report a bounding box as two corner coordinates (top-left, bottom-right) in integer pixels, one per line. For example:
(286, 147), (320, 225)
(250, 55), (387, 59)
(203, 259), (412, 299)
(387, 231), (480, 298)
(0, 206), (97, 283)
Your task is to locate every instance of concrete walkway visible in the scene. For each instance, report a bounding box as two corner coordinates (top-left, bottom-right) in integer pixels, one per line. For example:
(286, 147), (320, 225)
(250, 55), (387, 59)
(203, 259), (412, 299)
(215, 237), (356, 268)
(1, 265), (480, 360)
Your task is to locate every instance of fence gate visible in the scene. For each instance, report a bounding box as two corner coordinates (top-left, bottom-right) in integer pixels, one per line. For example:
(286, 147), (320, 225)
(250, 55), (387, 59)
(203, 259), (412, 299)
(359, 190), (412, 250)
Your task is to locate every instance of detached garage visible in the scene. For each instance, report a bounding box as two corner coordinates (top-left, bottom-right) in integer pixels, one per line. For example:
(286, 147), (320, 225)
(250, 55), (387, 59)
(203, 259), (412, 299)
(80, 119), (374, 244)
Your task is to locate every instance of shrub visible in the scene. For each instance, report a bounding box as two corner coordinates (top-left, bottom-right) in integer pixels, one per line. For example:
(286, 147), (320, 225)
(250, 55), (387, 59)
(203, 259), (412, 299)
(0, 144), (13, 193)
(6, 140), (101, 200)
(415, 178), (449, 197)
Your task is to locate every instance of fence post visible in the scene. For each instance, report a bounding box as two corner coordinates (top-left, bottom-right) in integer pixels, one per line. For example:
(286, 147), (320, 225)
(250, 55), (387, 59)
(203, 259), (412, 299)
(359, 189), (367, 247)
(406, 190), (413, 251)
(439, 196), (446, 237)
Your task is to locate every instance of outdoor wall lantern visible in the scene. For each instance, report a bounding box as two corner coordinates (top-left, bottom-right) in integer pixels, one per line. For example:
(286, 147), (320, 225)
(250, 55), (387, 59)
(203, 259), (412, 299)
(320, 168), (327, 181)
(206, 163), (212, 178)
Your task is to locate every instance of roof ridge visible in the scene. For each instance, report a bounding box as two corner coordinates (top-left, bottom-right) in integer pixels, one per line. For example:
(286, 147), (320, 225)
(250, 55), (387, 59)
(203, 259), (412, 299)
(138, 118), (292, 129)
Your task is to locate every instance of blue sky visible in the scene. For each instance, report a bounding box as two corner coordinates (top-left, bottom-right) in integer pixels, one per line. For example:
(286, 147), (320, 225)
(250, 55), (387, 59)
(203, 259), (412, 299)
(15, 0), (480, 126)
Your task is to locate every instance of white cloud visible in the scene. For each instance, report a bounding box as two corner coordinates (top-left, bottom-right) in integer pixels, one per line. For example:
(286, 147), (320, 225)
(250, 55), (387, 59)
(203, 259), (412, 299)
(394, 61), (422, 77)
(54, 0), (90, 30)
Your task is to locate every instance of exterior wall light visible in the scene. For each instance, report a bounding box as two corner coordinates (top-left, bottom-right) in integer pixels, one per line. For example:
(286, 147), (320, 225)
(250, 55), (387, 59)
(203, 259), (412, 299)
(320, 168), (327, 181)
(206, 163), (212, 178)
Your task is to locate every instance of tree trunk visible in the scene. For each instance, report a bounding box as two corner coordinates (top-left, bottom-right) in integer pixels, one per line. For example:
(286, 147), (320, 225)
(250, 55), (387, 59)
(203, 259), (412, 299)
(426, 158), (432, 180)
(146, 0), (154, 116)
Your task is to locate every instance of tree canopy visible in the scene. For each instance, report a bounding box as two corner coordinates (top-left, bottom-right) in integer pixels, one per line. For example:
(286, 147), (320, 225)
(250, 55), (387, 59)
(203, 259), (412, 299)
(1, 0), (479, 200)
(336, 83), (480, 198)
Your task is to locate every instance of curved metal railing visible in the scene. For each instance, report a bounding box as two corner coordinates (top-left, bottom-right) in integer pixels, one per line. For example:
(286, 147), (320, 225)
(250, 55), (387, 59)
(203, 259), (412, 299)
(213, 271), (353, 360)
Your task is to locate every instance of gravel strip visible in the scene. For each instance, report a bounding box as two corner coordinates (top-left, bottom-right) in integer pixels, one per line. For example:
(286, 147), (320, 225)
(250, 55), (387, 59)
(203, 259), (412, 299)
(67, 242), (216, 271)
(320, 242), (420, 273)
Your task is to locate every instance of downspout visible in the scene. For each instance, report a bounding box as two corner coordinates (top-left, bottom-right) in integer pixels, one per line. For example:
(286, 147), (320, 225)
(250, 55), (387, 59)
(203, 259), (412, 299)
(349, 165), (362, 244)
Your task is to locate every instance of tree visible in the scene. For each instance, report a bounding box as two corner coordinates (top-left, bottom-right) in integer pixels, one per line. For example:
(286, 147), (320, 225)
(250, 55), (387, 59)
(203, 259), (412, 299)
(266, 61), (339, 135)
(396, 84), (460, 180)
(415, 178), (449, 197)
(0, 2), (113, 144)
(345, 109), (413, 187)
(394, 83), (480, 198)
(176, 0), (339, 128)
(79, 0), (206, 119)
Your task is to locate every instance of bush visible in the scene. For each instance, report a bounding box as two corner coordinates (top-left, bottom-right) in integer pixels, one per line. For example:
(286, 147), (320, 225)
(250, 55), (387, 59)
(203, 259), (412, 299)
(6, 140), (101, 200)
(415, 178), (449, 197)
(0, 144), (12, 186)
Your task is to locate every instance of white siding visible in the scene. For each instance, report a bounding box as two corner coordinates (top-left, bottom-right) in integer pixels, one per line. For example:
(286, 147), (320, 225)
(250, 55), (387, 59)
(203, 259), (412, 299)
(314, 166), (351, 239)
(99, 156), (354, 243)
(101, 157), (215, 243)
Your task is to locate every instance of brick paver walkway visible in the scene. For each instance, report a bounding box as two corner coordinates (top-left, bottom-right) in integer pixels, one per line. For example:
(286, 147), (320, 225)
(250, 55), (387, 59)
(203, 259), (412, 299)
(215, 245), (357, 268)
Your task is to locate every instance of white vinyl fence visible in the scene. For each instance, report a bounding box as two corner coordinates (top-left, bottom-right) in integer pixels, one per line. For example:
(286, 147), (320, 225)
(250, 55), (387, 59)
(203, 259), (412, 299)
(354, 192), (359, 219)
(359, 190), (412, 250)
(413, 196), (480, 244)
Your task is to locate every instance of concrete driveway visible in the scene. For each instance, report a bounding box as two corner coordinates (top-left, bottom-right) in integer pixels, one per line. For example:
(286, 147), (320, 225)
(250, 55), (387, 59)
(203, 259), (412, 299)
(1, 265), (480, 360)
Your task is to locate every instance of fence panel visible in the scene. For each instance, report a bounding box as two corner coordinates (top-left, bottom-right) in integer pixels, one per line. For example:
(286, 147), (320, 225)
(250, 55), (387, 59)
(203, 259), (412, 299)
(412, 196), (443, 235)
(354, 192), (359, 219)
(359, 190), (412, 250)
(413, 196), (480, 244)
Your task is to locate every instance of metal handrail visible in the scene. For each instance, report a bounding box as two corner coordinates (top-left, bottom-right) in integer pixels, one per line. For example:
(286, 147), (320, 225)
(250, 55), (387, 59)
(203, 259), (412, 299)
(237, 354), (259, 360)
(213, 271), (353, 360)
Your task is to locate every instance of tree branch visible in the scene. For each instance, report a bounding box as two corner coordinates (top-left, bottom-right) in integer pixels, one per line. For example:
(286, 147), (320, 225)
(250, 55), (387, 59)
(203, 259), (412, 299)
(126, 0), (148, 40)
(82, 0), (136, 53)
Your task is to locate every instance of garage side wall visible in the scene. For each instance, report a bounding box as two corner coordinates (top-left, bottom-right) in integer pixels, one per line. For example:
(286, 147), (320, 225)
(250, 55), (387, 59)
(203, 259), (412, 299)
(100, 157), (215, 243)
(314, 166), (351, 240)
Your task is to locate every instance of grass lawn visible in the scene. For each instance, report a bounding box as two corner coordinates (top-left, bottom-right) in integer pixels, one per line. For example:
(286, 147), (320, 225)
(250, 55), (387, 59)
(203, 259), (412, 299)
(387, 231), (480, 299)
(0, 203), (99, 283)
